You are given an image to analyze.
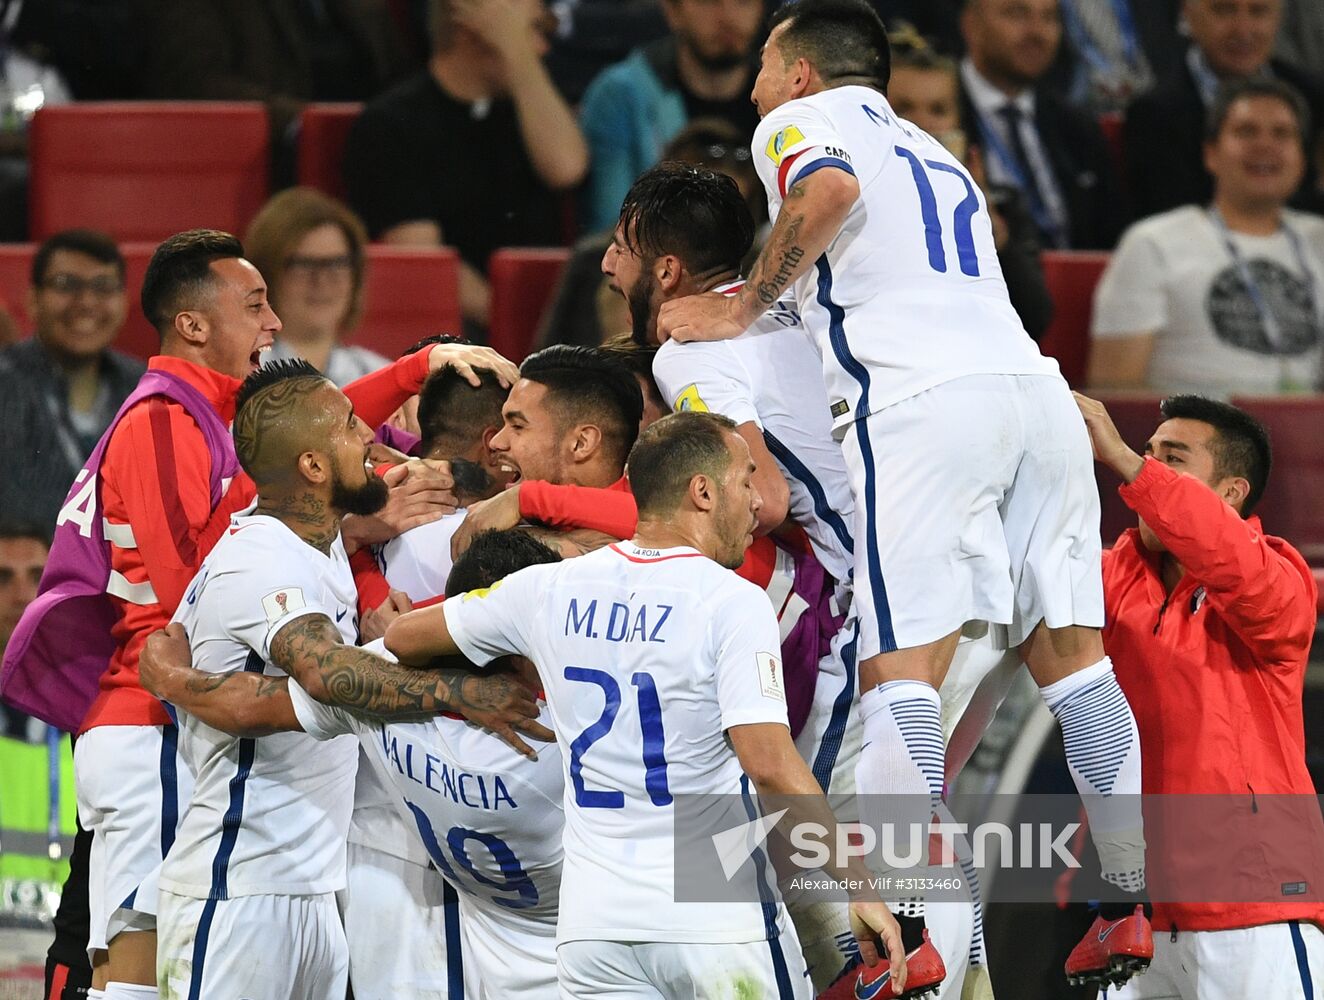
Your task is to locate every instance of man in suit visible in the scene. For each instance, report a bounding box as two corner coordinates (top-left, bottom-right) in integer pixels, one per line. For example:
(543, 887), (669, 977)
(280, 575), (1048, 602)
(1125, 0), (1324, 219)
(958, 0), (1127, 250)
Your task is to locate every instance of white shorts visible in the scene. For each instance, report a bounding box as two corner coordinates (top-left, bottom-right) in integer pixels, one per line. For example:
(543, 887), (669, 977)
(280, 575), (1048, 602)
(842, 374), (1104, 657)
(338, 841), (462, 999)
(557, 922), (810, 999)
(157, 889), (348, 1000)
(1106, 920), (1323, 999)
(793, 614), (863, 813)
(460, 901), (558, 998)
(74, 722), (191, 954)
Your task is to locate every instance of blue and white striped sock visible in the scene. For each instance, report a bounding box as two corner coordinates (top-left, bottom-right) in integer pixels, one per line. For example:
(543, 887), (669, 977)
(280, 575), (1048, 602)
(1041, 657), (1146, 892)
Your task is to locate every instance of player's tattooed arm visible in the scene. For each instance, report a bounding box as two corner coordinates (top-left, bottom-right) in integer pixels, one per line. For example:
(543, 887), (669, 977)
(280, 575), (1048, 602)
(274, 613), (553, 758)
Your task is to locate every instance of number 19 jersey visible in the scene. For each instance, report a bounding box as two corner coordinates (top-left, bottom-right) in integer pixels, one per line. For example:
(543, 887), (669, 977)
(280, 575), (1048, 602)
(442, 541), (792, 946)
(753, 85), (1059, 432)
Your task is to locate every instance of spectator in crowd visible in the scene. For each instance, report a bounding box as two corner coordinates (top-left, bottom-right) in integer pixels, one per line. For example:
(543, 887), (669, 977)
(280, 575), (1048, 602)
(545, 0), (670, 103)
(139, 0), (415, 139)
(1054, 0), (1182, 112)
(1126, 0), (1324, 219)
(888, 29), (1055, 339)
(344, 0), (587, 335)
(1075, 391), (1324, 1000)
(0, 523), (48, 739)
(577, 0), (764, 232)
(0, 230), (143, 529)
(540, 119), (764, 350)
(1275, 0), (1324, 83)
(244, 188), (389, 387)
(958, 0), (1127, 250)
(1090, 80), (1324, 396)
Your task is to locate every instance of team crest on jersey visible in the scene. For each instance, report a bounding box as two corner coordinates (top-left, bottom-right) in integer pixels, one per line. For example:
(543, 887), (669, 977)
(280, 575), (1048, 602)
(461, 579), (505, 602)
(261, 587), (305, 624)
(674, 384), (709, 413)
(756, 651), (785, 703)
(765, 125), (805, 165)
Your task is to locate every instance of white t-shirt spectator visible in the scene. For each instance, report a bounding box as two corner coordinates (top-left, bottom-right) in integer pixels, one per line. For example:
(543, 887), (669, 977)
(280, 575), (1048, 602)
(1093, 206), (1324, 394)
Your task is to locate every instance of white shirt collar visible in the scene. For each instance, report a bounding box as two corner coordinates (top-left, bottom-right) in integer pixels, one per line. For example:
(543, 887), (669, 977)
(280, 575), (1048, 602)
(961, 58), (1036, 121)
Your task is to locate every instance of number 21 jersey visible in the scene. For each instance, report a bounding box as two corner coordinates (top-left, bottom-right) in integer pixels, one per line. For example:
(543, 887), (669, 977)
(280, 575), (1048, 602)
(753, 85), (1059, 432)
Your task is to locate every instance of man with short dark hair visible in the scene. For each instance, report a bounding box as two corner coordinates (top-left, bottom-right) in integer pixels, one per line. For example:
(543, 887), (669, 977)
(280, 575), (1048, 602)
(0, 230), (142, 529)
(0, 523), (48, 738)
(1091, 78), (1324, 395)
(1075, 391), (1324, 999)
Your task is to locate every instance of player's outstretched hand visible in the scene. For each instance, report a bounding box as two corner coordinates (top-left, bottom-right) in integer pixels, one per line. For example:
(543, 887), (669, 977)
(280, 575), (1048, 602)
(451, 485), (523, 562)
(139, 623), (195, 701)
(360, 590), (414, 644)
(657, 292), (748, 344)
(345, 459), (459, 552)
(849, 900), (907, 993)
(452, 671), (554, 760)
(1073, 392), (1145, 483)
(427, 341), (521, 388)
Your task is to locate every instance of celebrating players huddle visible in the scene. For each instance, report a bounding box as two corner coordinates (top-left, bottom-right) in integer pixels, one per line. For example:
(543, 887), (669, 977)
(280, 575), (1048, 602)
(4, 1), (1195, 998)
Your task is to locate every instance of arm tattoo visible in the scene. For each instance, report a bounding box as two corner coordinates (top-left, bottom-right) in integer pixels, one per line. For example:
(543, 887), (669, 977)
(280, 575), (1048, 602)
(751, 186), (809, 306)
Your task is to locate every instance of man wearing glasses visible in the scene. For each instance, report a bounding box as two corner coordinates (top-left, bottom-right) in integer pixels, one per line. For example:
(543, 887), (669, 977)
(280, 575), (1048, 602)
(0, 229), (142, 530)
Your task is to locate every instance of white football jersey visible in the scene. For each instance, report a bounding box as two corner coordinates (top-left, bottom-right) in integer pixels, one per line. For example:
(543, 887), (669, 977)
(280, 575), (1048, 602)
(753, 86), (1059, 430)
(375, 509), (465, 602)
(443, 541), (792, 945)
(653, 285), (855, 586)
(288, 677), (565, 960)
(162, 514), (359, 899)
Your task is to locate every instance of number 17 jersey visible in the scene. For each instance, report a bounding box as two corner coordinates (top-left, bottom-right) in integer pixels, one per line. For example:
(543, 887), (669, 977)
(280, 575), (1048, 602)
(753, 85), (1059, 432)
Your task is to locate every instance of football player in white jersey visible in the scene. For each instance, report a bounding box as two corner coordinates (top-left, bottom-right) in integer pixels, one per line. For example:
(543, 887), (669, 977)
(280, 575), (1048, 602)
(657, 0), (1151, 988)
(143, 528), (570, 999)
(387, 411), (912, 1000)
(156, 360), (548, 1000)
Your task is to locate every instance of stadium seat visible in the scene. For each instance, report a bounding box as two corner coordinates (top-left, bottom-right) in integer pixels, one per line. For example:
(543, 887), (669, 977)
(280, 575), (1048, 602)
(295, 104), (362, 201)
(345, 246), (462, 359)
(487, 248), (571, 362)
(1089, 393), (1165, 545)
(1038, 251), (1110, 387)
(29, 103), (270, 243)
(0, 243), (34, 329)
(1228, 395), (1324, 564)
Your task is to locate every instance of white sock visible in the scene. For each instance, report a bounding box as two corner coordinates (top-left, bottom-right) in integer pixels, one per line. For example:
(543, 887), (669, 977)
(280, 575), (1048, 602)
(857, 679), (946, 917)
(1040, 657), (1146, 891)
(102, 983), (160, 1000)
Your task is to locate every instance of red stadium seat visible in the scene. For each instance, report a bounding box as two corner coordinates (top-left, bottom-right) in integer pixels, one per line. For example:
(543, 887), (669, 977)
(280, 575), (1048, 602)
(345, 246), (462, 359)
(0, 243), (34, 329)
(296, 103), (362, 201)
(1088, 393), (1165, 545)
(1228, 396), (1324, 564)
(487, 248), (571, 362)
(29, 103), (270, 243)
(1038, 251), (1110, 387)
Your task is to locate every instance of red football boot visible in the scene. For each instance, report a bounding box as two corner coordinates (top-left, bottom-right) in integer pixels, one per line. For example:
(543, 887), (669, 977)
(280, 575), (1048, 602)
(854, 930), (946, 999)
(1065, 904), (1154, 988)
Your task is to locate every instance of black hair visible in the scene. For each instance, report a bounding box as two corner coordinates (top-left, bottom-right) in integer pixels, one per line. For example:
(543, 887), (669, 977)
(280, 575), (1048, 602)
(417, 365), (507, 455)
(0, 521), (52, 548)
(32, 229), (125, 288)
(627, 411), (739, 517)
(599, 333), (666, 416)
(518, 345), (644, 468)
(617, 162), (755, 279)
(400, 332), (468, 359)
(1206, 78), (1311, 149)
(1159, 395), (1272, 516)
(235, 357), (324, 417)
(768, 0), (891, 91)
(445, 529), (561, 598)
(140, 229), (246, 335)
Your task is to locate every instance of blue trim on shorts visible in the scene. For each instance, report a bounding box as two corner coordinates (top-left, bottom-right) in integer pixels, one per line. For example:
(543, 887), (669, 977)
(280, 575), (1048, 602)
(187, 896), (221, 1000)
(204, 651), (264, 901)
(1290, 920), (1315, 998)
(811, 619), (858, 793)
(762, 429), (854, 557)
(443, 880), (464, 998)
(160, 722), (179, 858)
(740, 774), (795, 999)
(814, 256), (896, 653)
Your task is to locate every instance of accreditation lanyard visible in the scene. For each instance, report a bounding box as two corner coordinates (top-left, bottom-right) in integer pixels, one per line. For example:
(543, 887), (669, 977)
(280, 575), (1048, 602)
(971, 106), (1066, 248)
(1060, 0), (1140, 78)
(1208, 207), (1320, 353)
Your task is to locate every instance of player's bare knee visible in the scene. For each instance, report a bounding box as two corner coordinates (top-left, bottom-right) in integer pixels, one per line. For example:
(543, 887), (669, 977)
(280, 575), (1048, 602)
(1019, 623), (1107, 685)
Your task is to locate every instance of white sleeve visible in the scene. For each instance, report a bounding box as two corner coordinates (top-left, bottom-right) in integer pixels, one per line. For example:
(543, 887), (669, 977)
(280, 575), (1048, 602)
(287, 679), (359, 741)
(754, 102), (857, 201)
(208, 556), (340, 666)
(711, 580), (790, 731)
(1091, 223), (1169, 338)
(442, 564), (547, 665)
(652, 342), (761, 427)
